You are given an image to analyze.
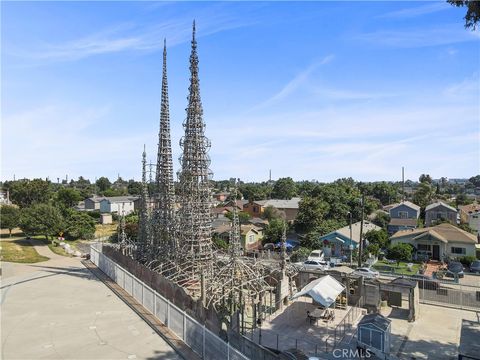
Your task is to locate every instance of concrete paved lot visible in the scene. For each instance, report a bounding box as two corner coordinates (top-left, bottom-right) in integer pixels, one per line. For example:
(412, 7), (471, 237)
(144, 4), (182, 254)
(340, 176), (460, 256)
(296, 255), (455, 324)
(383, 304), (480, 359)
(1, 240), (180, 360)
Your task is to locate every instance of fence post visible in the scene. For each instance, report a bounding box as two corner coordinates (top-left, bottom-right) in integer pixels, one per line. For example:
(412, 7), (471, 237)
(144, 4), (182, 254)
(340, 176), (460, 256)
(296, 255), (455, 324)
(202, 325), (206, 359)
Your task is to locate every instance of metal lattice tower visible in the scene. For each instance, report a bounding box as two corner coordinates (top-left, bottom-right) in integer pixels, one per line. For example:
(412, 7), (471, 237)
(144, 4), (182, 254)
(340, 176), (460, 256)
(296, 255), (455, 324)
(229, 180), (242, 258)
(137, 145), (150, 260)
(154, 39), (177, 260)
(177, 21), (213, 277)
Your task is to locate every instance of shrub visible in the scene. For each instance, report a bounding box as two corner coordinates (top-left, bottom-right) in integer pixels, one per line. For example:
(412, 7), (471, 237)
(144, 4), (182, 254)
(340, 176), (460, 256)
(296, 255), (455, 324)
(458, 256), (477, 267)
(290, 247), (311, 262)
(387, 243), (413, 262)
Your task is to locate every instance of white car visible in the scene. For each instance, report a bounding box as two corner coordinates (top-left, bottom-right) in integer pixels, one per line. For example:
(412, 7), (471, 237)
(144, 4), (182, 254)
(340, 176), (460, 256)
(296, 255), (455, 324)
(353, 267), (379, 279)
(307, 250), (324, 261)
(301, 260), (330, 271)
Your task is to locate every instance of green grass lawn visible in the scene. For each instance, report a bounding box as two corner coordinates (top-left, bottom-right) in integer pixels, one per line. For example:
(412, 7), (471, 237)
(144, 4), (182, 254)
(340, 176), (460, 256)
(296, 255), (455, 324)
(373, 259), (421, 275)
(0, 239), (49, 263)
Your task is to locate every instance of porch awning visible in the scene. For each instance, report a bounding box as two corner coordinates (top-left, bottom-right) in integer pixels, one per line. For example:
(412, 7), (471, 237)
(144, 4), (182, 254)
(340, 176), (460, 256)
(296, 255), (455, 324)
(291, 275), (345, 308)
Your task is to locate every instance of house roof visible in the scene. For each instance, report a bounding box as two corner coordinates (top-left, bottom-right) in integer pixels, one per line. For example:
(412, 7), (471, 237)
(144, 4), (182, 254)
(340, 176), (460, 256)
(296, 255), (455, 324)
(100, 196), (139, 203)
(248, 217), (269, 226)
(240, 225), (262, 236)
(391, 223), (477, 244)
(389, 218), (418, 227)
(459, 203), (480, 214)
(323, 221), (382, 244)
(253, 197), (301, 209)
(390, 201), (420, 212)
(426, 201), (457, 212)
(358, 313), (391, 331)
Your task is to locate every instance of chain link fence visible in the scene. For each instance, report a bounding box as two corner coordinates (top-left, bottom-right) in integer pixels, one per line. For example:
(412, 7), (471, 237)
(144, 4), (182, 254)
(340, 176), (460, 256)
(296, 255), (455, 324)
(90, 244), (249, 360)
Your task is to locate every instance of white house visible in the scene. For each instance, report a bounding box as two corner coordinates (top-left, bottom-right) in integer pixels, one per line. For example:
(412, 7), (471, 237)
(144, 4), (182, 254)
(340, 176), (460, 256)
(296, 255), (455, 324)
(390, 223), (478, 260)
(99, 196), (138, 215)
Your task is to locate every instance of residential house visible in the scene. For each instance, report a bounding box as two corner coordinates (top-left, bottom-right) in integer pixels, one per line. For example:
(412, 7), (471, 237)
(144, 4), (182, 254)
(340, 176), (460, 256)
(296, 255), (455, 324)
(318, 221), (382, 258)
(425, 201), (458, 227)
(243, 198), (301, 222)
(387, 201), (420, 235)
(390, 223), (478, 260)
(213, 192), (230, 203)
(212, 223), (264, 252)
(84, 196), (104, 211)
(459, 203), (480, 235)
(99, 196), (138, 215)
(0, 190), (11, 205)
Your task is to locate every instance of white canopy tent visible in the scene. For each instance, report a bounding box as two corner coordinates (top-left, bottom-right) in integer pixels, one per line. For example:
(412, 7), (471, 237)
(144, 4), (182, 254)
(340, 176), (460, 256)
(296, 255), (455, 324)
(291, 275), (345, 308)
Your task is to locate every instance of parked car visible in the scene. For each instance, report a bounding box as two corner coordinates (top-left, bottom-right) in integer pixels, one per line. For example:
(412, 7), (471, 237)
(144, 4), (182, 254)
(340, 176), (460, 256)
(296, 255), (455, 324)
(301, 260), (330, 271)
(445, 261), (465, 278)
(352, 267), (380, 279)
(469, 260), (480, 274)
(307, 250), (324, 261)
(408, 274), (440, 290)
(263, 243), (275, 251)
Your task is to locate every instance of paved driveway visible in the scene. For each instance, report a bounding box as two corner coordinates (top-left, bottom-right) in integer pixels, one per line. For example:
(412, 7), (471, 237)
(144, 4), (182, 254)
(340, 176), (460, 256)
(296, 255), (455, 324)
(1, 240), (180, 360)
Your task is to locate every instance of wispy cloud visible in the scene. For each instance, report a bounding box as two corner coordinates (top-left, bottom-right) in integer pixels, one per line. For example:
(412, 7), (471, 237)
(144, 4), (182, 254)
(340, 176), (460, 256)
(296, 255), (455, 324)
(251, 55), (334, 110)
(354, 25), (480, 48)
(7, 6), (257, 63)
(377, 2), (451, 19)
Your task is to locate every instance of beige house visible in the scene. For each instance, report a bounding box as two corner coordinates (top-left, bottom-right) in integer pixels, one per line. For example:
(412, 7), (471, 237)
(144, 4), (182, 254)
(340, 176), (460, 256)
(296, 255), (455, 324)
(243, 198), (301, 222)
(459, 203), (480, 235)
(390, 223), (478, 261)
(213, 224), (264, 252)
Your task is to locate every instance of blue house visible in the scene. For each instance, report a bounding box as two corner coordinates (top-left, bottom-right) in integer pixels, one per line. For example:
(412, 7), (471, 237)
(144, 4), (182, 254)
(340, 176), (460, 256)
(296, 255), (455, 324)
(387, 201), (420, 235)
(318, 221), (382, 258)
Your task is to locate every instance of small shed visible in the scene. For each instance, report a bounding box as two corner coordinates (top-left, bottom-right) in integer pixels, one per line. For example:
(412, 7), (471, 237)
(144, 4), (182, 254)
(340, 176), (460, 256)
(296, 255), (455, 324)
(100, 213), (113, 224)
(357, 313), (391, 356)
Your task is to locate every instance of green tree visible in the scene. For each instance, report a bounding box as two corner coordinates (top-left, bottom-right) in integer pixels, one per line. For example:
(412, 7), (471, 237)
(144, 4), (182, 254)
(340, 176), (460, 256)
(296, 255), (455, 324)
(364, 229), (389, 249)
(96, 177), (111, 193)
(456, 193), (473, 207)
(56, 187), (82, 208)
(448, 0), (480, 29)
(294, 197), (328, 233)
(9, 179), (53, 208)
(316, 219), (346, 236)
(271, 177), (297, 200)
(19, 204), (65, 240)
(413, 182), (434, 209)
(0, 205), (20, 236)
(419, 174), (433, 184)
(127, 180), (143, 195)
(64, 210), (96, 239)
(372, 212), (391, 230)
(468, 175), (480, 187)
(367, 243), (380, 257)
(263, 218), (286, 243)
(225, 211), (251, 224)
(262, 205), (284, 221)
(387, 243), (413, 262)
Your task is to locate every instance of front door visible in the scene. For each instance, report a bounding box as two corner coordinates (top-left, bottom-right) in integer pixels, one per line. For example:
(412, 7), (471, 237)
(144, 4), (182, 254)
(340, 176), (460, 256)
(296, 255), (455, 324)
(432, 245), (440, 260)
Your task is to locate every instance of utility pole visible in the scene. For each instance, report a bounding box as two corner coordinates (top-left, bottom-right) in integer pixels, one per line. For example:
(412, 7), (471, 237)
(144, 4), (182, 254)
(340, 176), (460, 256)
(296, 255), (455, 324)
(348, 212), (353, 266)
(358, 193), (365, 268)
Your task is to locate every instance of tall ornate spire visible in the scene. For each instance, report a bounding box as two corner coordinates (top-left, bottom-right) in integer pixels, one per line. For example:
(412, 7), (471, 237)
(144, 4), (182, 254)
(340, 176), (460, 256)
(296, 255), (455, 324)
(138, 145), (150, 260)
(229, 180), (242, 258)
(154, 38), (176, 260)
(177, 21), (214, 277)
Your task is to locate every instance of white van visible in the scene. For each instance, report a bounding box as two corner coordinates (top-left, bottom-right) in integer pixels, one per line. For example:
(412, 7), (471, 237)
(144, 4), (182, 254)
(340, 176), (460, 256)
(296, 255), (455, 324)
(307, 250), (324, 261)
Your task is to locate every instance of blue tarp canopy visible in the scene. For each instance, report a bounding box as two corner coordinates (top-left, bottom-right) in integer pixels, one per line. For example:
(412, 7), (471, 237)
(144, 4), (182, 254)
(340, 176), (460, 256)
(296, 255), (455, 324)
(275, 240), (299, 249)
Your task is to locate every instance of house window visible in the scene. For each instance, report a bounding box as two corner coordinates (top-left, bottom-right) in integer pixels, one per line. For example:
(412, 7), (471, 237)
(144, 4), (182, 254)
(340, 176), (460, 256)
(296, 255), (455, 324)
(398, 211), (408, 219)
(451, 247), (466, 255)
(436, 212), (447, 220)
(248, 234), (255, 244)
(418, 244), (430, 251)
(253, 206), (258, 213)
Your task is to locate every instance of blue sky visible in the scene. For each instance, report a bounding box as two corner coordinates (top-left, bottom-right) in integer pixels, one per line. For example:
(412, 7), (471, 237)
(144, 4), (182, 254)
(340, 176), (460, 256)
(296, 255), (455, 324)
(2, 1), (479, 183)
